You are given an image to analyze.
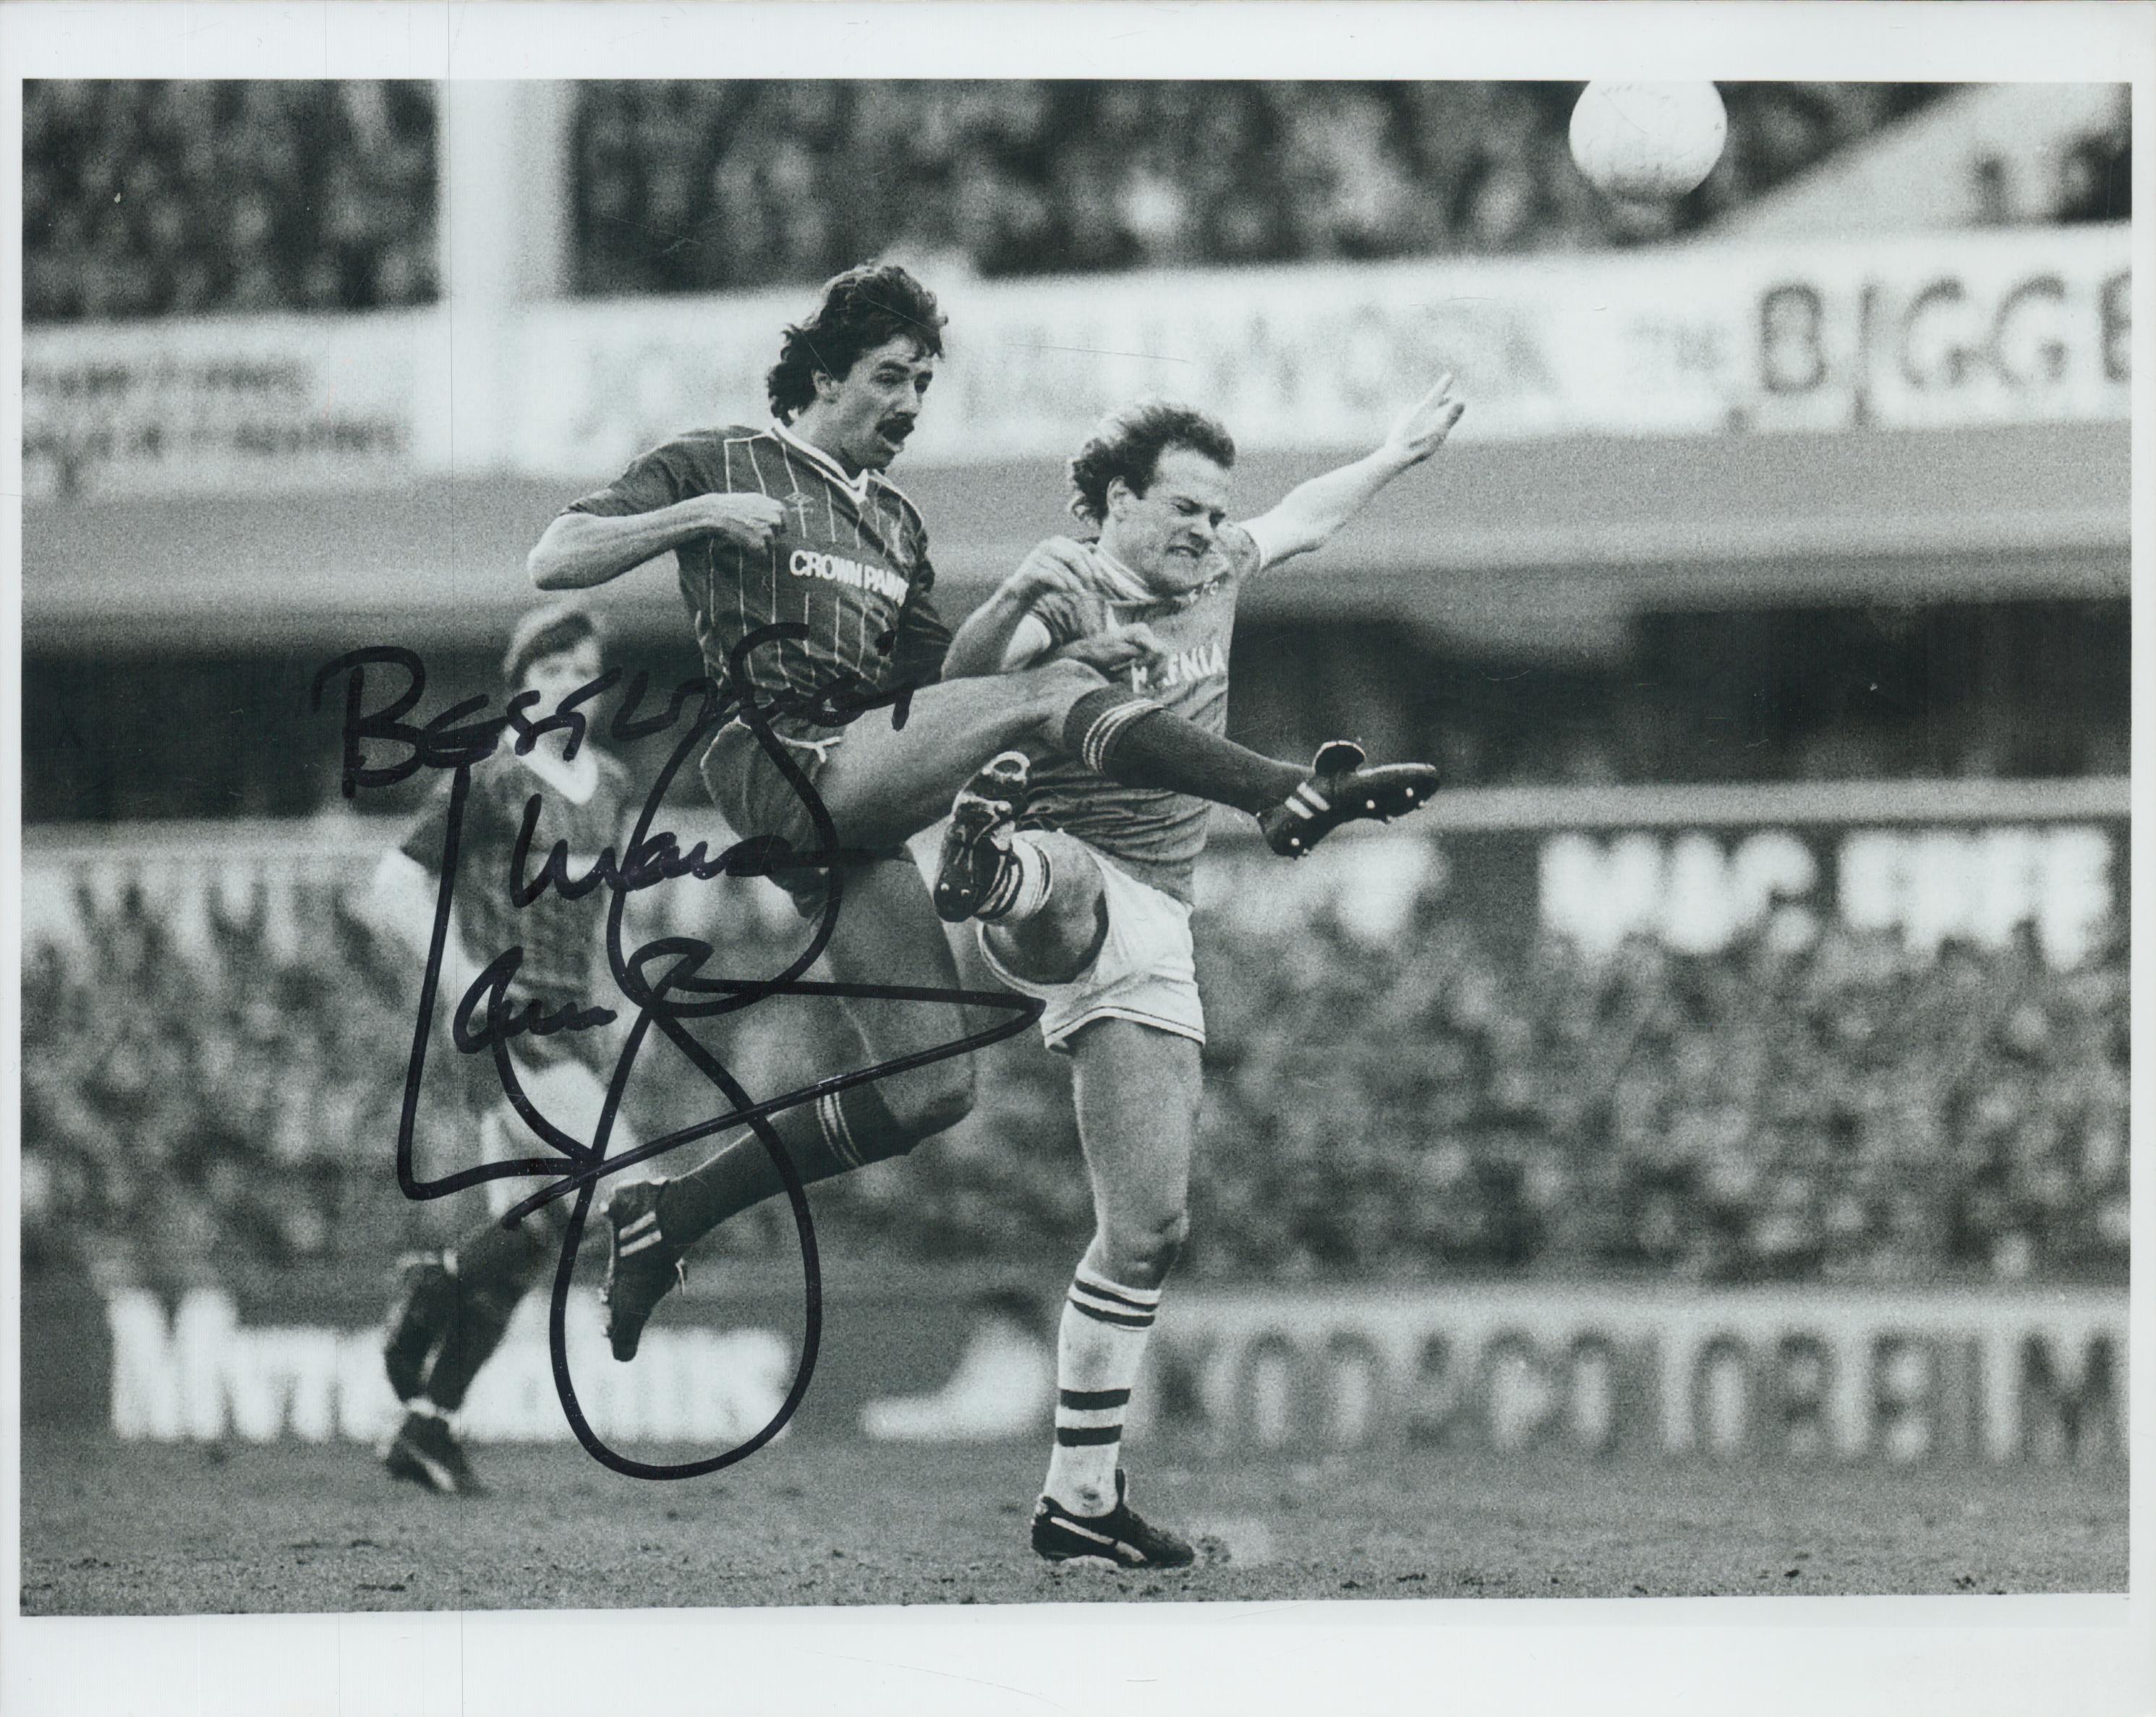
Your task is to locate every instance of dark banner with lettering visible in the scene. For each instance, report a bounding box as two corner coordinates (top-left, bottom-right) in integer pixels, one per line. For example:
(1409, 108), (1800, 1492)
(1200, 801), (2129, 966)
(1137, 1285), (2123, 1462)
(28, 1279), (2121, 1464)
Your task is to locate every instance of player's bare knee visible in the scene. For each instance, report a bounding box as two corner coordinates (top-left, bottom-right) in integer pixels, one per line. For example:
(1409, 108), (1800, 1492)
(1031, 830), (1104, 908)
(1105, 1206), (1188, 1288)
(992, 832), (1105, 981)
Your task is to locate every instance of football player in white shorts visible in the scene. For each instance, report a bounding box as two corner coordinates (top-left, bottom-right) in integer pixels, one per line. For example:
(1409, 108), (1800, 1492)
(934, 377), (1466, 1567)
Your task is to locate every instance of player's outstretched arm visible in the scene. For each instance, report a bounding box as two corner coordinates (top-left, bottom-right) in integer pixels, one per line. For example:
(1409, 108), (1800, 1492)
(942, 536), (1094, 678)
(527, 493), (785, 591)
(1242, 372), (1465, 568)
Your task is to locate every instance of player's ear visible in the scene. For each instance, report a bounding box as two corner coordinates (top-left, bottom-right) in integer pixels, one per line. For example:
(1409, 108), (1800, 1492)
(1105, 477), (1136, 519)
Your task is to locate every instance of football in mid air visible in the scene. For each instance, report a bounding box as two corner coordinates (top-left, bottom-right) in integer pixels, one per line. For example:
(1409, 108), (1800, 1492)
(1568, 81), (1728, 201)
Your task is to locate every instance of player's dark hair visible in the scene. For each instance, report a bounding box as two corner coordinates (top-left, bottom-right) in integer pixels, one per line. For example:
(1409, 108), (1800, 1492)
(503, 601), (602, 689)
(1067, 399), (1237, 527)
(766, 263), (947, 422)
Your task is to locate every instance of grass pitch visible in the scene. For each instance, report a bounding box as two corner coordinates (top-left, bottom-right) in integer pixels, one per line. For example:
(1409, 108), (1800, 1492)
(19, 1430), (2126, 1614)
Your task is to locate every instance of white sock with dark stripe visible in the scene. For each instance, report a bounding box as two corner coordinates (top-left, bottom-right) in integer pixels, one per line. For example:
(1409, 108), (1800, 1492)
(1045, 1264), (1161, 1517)
(977, 832), (1052, 924)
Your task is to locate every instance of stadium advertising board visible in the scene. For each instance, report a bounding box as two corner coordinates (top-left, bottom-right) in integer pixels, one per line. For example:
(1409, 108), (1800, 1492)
(1537, 820), (2120, 964)
(21, 310), (428, 502)
(1744, 228), (2132, 434)
(1138, 1285), (2123, 1462)
(67, 1282), (1002, 1449)
(511, 226), (2128, 476)
(1201, 784), (2129, 967)
(74, 1282), (2121, 1465)
(25, 230), (2122, 501)
(99, 1290), (793, 1449)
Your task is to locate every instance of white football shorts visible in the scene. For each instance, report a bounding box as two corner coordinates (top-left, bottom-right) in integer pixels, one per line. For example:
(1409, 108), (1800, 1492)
(977, 848), (1205, 1054)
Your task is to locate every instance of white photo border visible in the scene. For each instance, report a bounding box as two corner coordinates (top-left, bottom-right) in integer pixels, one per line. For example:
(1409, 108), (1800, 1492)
(1, 4), (2149, 1714)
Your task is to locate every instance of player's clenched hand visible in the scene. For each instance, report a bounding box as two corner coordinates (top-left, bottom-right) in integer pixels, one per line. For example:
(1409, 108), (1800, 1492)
(1384, 372), (1467, 465)
(686, 492), (788, 552)
(1004, 536), (1095, 607)
(1054, 622), (1169, 676)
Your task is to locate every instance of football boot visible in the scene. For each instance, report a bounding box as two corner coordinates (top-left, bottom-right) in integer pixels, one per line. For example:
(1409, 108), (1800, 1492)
(381, 1407), (487, 1497)
(933, 751), (1031, 922)
(1032, 1472), (1196, 1570)
(600, 1178), (686, 1362)
(1258, 741), (1440, 858)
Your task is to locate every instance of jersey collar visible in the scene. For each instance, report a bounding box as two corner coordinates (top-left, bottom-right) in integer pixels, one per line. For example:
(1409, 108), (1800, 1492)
(1086, 541), (1161, 605)
(1088, 540), (1214, 611)
(772, 419), (871, 500)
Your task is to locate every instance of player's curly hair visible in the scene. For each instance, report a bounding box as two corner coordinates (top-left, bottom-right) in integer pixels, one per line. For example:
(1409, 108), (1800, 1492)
(766, 263), (948, 422)
(1066, 399), (1237, 527)
(503, 601), (602, 689)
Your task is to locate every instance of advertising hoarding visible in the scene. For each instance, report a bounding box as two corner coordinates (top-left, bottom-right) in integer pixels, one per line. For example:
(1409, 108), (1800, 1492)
(65, 1281), (2123, 1465)
(23, 228), (2130, 500)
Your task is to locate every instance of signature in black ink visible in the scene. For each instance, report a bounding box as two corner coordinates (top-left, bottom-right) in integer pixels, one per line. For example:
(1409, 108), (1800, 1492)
(311, 623), (1041, 1480)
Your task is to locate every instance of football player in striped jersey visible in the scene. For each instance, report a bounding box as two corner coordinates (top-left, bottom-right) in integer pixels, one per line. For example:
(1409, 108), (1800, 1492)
(525, 263), (1441, 1371)
(934, 380), (1465, 1566)
(374, 603), (646, 1495)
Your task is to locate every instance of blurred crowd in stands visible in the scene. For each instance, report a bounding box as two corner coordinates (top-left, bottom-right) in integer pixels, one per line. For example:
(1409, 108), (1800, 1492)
(20, 879), (473, 1286)
(568, 80), (1956, 294)
(24, 80), (437, 323)
(22, 859), (2128, 1292)
(25, 78), (2131, 322)
(1179, 903), (2129, 1284)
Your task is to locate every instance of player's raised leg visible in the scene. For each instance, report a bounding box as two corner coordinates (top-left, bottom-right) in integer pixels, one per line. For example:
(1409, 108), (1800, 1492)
(807, 656), (1309, 853)
(1032, 1018), (1203, 1568)
(599, 855), (979, 1359)
(811, 662), (1438, 900)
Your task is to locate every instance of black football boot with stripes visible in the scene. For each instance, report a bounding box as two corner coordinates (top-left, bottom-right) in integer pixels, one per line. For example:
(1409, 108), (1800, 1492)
(933, 750), (1032, 922)
(600, 1180), (686, 1362)
(381, 1407), (488, 1496)
(1033, 1471), (1197, 1570)
(1257, 741), (1441, 858)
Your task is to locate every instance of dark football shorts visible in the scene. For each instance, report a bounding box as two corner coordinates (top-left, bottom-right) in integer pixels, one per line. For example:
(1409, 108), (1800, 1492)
(699, 717), (906, 917)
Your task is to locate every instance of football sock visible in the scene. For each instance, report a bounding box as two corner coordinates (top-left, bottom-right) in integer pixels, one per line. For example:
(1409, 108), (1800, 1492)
(417, 1198), (567, 1413)
(977, 831), (1053, 924)
(1044, 1264), (1162, 1517)
(1061, 687), (1304, 816)
(656, 1080), (916, 1248)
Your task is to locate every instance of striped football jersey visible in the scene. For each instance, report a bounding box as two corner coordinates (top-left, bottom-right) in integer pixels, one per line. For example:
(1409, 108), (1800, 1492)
(566, 422), (950, 712)
(399, 746), (635, 1009)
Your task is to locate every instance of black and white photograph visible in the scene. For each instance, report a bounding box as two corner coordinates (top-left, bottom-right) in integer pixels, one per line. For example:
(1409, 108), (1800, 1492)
(4, 4), (2150, 1714)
